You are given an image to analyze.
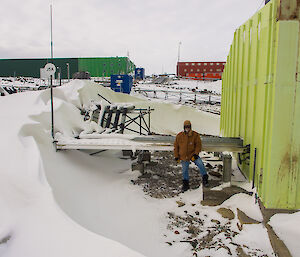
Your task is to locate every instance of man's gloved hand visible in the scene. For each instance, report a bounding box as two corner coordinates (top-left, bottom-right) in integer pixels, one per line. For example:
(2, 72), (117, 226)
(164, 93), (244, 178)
(191, 154), (199, 161)
(175, 157), (180, 164)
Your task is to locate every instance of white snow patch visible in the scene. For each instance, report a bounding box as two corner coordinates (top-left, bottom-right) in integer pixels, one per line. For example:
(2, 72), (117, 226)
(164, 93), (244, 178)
(221, 193), (263, 222)
(269, 211), (300, 256)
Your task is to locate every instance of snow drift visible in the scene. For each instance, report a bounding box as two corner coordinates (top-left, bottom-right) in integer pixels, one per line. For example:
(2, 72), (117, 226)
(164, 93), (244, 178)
(2, 80), (294, 257)
(0, 84), (145, 257)
(0, 80), (219, 257)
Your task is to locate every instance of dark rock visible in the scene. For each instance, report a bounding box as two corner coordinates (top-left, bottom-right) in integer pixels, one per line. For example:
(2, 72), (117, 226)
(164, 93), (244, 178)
(176, 201), (185, 207)
(206, 163), (213, 169)
(217, 208), (235, 220)
(0, 235), (11, 245)
(237, 208), (260, 225)
(209, 171), (222, 178)
(217, 164), (223, 171)
(211, 219), (221, 224)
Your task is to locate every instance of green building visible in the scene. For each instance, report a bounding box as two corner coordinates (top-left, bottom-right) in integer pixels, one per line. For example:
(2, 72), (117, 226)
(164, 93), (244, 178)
(0, 57), (135, 79)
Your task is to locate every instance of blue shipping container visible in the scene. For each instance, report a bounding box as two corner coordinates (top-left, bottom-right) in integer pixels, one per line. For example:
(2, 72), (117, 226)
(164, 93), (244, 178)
(135, 68), (145, 80)
(110, 74), (133, 94)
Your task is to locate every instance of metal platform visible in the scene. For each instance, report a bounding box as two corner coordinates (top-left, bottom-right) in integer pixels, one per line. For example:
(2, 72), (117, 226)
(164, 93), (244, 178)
(133, 88), (221, 104)
(55, 135), (246, 153)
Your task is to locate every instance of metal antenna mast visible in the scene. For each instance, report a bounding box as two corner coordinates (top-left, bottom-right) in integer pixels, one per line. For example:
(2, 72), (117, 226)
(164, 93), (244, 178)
(177, 42), (182, 62)
(50, 4), (53, 60)
(50, 4), (54, 139)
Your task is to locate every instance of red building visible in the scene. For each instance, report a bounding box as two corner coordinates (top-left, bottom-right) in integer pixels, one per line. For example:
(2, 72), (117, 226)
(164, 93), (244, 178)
(177, 61), (226, 81)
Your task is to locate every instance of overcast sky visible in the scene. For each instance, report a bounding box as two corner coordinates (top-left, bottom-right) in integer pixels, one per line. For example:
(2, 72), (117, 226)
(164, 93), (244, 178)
(0, 0), (264, 75)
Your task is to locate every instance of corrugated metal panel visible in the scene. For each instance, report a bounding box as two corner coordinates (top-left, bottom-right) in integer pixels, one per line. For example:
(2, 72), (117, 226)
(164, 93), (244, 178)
(0, 58), (78, 79)
(0, 58), (48, 78)
(78, 57), (135, 77)
(0, 57), (136, 79)
(221, 0), (300, 209)
(52, 58), (78, 79)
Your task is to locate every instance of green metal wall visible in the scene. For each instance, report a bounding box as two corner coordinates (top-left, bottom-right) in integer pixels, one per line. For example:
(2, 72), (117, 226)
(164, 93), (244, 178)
(221, 0), (300, 209)
(52, 58), (78, 79)
(0, 57), (135, 79)
(78, 57), (136, 77)
(0, 58), (78, 79)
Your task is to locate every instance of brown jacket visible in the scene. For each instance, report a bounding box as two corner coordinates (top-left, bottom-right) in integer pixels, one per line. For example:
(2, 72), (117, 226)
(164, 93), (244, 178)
(174, 130), (202, 161)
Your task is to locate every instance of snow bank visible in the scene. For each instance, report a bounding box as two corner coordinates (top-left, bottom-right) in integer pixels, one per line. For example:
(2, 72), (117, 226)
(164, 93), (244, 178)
(0, 80), (220, 257)
(269, 211), (300, 256)
(221, 193), (263, 222)
(0, 79), (286, 257)
(0, 83), (144, 257)
(176, 79), (222, 94)
(76, 80), (220, 136)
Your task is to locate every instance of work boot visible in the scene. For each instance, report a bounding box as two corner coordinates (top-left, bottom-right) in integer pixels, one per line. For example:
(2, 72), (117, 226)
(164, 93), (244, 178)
(202, 174), (209, 187)
(182, 179), (190, 192)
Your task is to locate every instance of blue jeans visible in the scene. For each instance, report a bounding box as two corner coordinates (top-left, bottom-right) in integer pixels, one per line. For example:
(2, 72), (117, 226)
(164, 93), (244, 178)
(181, 157), (207, 181)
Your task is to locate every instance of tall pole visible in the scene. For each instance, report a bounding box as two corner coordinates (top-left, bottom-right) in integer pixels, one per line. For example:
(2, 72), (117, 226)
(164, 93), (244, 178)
(59, 67), (61, 86)
(66, 63), (70, 82)
(177, 42), (182, 78)
(50, 4), (54, 139)
(50, 5), (54, 60)
(177, 42), (182, 63)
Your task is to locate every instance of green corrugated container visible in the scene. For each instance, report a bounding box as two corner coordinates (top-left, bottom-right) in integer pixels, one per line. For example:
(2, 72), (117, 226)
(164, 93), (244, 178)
(221, 0), (300, 210)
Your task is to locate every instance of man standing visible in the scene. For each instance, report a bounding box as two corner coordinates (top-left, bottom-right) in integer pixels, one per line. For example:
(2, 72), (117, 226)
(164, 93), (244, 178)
(174, 120), (209, 191)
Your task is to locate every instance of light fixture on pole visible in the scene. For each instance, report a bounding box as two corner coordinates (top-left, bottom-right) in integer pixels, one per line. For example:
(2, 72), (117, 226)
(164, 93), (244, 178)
(177, 42), (182, 62)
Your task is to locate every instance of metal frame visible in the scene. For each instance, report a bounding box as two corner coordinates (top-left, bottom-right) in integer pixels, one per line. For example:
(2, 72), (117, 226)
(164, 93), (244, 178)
(133, 88), (221, 105)
(122, 108), (153, 135)
(93, 102), (153, 136)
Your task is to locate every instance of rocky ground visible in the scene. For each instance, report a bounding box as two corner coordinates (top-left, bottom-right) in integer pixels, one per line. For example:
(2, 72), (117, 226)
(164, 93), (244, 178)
(131, 151), (223, 199)
(131, 151), (273, 257)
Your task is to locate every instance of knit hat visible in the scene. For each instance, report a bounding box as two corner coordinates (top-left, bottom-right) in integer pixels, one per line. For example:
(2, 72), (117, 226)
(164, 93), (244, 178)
(184, 120), (191, 127)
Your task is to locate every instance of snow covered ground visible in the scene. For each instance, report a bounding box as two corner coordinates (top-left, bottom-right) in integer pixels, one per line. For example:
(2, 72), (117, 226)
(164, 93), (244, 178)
(0, 79), (299, 257)
(132, 79), (222, 114)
